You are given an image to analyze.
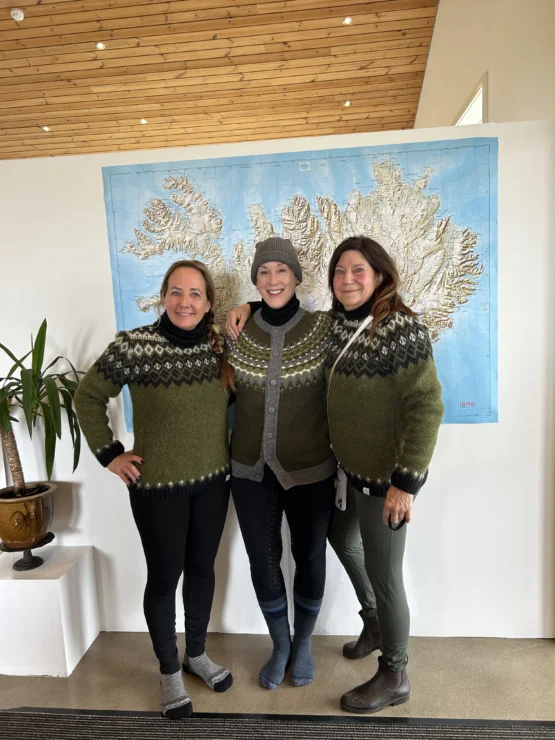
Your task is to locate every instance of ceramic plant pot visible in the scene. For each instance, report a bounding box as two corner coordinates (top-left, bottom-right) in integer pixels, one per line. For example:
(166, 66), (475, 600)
(0, 482), (56, 550)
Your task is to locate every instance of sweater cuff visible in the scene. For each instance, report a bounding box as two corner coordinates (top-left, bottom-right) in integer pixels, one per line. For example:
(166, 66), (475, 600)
(96, 441), (125, 467)
(390, 468), (428, 495)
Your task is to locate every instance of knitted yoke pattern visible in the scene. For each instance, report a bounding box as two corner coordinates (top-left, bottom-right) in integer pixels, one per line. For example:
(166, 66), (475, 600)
(326, 310), (444, 496)
(226, 308), (336, 490)
(74, 323), (231, 499)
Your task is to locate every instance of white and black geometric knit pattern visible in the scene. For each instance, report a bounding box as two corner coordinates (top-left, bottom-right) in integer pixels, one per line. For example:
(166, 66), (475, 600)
(95, 325), (221, 388)
(328, 311), (434, 380)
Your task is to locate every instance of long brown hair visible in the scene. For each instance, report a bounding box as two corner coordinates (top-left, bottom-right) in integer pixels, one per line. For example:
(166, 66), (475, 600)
(159, 260), (236, 391)
(328, 236), (414, 339)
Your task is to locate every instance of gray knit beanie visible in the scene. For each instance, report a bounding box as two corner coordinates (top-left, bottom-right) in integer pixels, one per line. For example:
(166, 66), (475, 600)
(250, 237), (303, 285)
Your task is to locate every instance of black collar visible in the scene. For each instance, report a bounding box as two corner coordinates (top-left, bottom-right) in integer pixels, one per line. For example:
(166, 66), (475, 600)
(158, 311), (207, 348)
(341, 298), (373, 321)
(260, 294), (300, 326)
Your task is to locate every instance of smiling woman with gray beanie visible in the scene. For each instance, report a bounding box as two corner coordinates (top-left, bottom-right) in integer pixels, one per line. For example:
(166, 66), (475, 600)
(226, 237), (336, 691)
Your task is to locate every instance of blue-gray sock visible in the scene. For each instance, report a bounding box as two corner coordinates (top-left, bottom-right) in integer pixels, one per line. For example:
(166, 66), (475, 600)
(259, 596), (291, 690)
(290, 593), (321, 687)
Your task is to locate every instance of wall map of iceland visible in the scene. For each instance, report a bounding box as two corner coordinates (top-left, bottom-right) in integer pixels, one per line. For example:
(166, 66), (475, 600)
(102, 137), (498, 424)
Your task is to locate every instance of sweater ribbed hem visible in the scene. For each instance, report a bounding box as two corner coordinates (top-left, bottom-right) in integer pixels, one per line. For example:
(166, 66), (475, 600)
(345, 469), (390, 497)
(128, 467), (231, 500)
(390, 468), (428, 495)
(344, 466), (427, 496)
(96, 441), (125, 468)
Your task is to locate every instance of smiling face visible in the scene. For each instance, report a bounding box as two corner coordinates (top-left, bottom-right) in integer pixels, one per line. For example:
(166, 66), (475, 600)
(332, 249), (381, 311)
(255, 261), (298, 309)
(162, 266), (211, 330)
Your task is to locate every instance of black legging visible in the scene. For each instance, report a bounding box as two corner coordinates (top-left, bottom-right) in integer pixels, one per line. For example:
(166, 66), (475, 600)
(232, 467), (335, 603)
(130, 481), (230, 674)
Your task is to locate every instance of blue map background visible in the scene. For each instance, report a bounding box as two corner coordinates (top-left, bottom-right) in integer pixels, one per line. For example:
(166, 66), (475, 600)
(102, 137), (498, 425)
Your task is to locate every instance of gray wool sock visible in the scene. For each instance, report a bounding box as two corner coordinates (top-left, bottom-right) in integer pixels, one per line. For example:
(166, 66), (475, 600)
(183, 653), (233, 693)
(259, 596), (292, 690)
(290, 593), (322, 687)
(160, 670), (193, 720)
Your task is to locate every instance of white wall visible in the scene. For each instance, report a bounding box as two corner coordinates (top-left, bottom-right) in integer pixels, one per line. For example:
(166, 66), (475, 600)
(415, 0), (555, 128)
(1, 119), (554, 638)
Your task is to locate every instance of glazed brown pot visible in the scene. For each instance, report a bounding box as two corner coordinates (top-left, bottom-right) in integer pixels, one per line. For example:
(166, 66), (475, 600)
(0, 482), (56, 550)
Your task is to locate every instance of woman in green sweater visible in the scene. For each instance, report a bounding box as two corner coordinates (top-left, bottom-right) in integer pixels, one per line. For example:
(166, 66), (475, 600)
(75, 260), (234, 720)
(226, 237), (336, 691)
(228, 235), (443, 714)
(326, 235), (444, 714)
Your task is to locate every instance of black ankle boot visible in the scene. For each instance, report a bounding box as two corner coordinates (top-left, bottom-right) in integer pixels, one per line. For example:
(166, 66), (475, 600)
(340, 656), (410, 714)
(342, 611), (381, 660)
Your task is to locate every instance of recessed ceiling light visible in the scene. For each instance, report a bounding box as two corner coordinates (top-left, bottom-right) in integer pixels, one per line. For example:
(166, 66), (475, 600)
(95, 42), (106, 50)
(41, 126), (51, 131)
(343, 16), (353, 25)
(343, 101), (352, 107)
(10, 8), (24, 22)
(139, 118), (148, 124)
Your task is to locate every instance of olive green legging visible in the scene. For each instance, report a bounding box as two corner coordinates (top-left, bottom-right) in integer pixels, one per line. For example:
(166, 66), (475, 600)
(328, 482), (409, 671)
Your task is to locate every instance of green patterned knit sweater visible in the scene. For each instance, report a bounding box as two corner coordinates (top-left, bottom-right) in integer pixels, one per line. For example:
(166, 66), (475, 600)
(226, 308), (336, 489)
(75, 323), (231, 499)
(326, 310), (444, 496)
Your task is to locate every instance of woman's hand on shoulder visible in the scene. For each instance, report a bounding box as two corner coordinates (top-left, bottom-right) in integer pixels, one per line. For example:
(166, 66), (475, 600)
(382, 485), (413, 526)
(107, 452), (143, 485)
(226, 304), (251, 341)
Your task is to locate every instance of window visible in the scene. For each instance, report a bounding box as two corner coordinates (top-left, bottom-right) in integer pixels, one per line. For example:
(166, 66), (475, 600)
(456, 87), (483, 125)
(453, 73), (488, 126)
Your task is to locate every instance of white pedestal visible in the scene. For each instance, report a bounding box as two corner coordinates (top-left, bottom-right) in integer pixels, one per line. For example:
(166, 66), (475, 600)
(0, 545), (100, 677)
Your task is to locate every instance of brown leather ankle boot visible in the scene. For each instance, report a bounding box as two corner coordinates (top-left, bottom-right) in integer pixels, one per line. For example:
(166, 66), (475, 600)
(340, 656), (410, 714)
(342, 611), (381, 660)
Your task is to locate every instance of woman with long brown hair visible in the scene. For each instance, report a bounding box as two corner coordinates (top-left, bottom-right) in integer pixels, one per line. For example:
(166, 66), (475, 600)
(227, 235), (443, 714)
(76, 260), (234, 720)
(326, 235), (443, 714)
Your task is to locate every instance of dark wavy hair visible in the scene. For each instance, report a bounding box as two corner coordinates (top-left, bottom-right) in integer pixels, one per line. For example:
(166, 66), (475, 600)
(328, 236), (414, 339)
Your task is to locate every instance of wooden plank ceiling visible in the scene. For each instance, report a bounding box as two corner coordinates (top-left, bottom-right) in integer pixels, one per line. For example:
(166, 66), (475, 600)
(0, 0), (439, 160)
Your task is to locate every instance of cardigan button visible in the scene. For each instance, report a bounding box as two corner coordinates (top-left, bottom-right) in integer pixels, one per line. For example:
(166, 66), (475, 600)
(266, 432), (273, 439)
(269, 407), (275, 413)
(270, 379), (277, 386)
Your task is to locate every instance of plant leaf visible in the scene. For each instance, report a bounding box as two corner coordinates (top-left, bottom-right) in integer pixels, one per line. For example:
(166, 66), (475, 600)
(66, 358), (82, 384)
(1, 380), (21, 395)
(72, 410), (81, 472)
(44, 377), (62, 439)
(41, 355), (65, 376)
(60, 388), (75, 444)
(6, 349), (32, 379)
(60, 392), (81, 472)
(31, 319), (48, 376)
(58, 376), (78, 391)
(21, 368), (35, 436)
(0, 342), (23, 365)
(41, 403), (57, 480)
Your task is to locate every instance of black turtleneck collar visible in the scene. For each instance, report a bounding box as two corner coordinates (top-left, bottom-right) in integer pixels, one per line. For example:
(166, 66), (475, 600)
(158, 311), (207, 348)
(260, 294), (300, 326)
(341, 297), (373, 321)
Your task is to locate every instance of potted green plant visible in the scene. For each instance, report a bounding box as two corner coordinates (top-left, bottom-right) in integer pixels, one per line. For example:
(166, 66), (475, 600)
(0, 319), (82, 570)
